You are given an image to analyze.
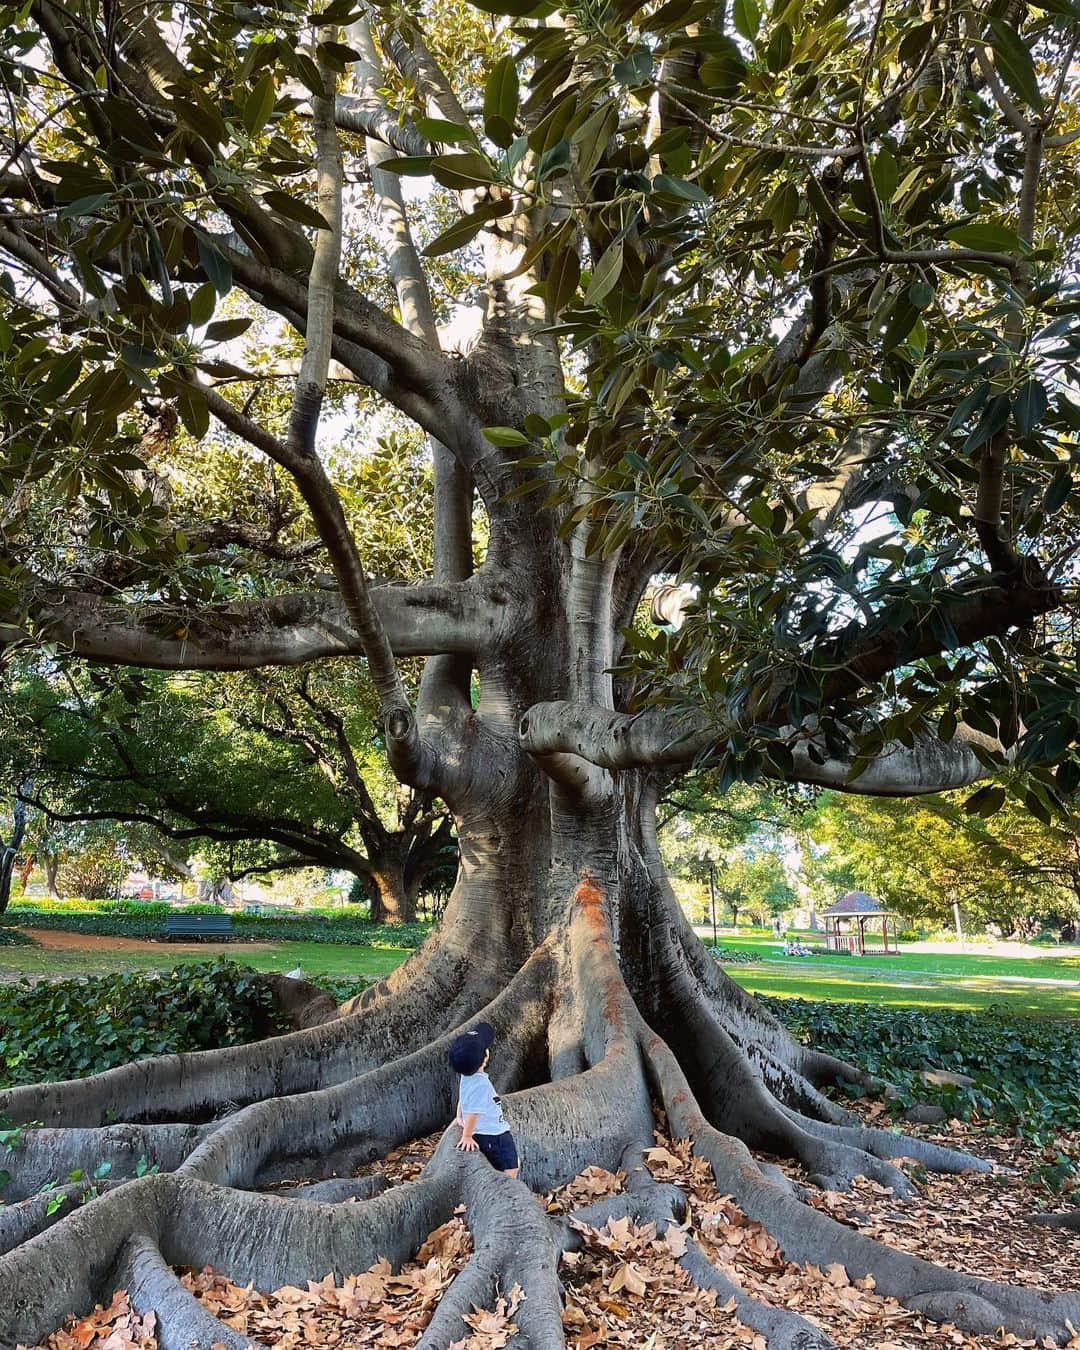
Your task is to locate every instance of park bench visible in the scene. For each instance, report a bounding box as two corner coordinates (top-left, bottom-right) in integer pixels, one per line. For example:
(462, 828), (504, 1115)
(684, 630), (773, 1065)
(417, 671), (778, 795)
(163, 913), (234, 941)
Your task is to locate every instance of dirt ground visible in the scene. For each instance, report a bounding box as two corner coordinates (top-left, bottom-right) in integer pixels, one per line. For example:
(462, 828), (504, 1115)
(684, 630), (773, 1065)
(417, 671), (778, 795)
(20, 929), (273, 955)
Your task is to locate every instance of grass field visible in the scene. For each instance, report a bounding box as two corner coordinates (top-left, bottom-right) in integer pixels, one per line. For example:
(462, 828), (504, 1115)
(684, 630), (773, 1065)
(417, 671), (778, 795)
(0, 937), (409, 984)
(2, 926), (1079, 1015)
(704, 929), (1080, 1015)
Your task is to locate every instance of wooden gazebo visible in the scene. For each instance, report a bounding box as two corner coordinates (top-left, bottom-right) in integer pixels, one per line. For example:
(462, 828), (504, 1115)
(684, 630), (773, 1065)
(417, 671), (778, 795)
(822, 891), (899, 956)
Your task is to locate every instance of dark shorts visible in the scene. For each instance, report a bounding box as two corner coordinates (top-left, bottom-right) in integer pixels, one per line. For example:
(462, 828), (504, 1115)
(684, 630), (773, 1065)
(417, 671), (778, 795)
(474, 1131), (519, 1171)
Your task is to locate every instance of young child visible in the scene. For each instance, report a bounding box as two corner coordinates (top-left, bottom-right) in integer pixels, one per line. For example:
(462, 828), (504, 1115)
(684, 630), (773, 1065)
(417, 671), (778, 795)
(448, 1021), (519, 1177)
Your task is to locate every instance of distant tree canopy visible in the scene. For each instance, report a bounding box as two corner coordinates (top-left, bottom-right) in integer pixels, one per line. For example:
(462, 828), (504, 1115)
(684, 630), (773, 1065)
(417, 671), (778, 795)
(802, 789), (1080, 938)
(0, 657), (456, 920)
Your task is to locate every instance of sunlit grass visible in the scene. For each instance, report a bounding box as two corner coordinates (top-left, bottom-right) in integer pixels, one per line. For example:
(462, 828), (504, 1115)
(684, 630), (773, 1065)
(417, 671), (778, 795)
(3, 928), (1078, 1015)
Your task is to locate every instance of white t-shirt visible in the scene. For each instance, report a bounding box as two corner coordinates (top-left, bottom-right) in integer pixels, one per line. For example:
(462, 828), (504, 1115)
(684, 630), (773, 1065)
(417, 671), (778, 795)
(457, 1070), (509, 1135)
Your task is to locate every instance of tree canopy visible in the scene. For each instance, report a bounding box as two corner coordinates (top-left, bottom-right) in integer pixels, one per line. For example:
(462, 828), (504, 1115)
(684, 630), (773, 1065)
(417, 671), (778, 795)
(803, 787), (1080, 937)
(0, 0), (1075, 804)
(0, 656), (455, 918)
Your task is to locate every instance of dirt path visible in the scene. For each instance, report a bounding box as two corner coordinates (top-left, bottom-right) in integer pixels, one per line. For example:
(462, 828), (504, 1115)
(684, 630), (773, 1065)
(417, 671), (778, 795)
(21, 929), (274, 955)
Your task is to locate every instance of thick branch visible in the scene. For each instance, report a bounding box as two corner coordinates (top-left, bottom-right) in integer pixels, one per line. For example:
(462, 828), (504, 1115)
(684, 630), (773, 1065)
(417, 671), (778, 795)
(520, 700), (1006, 795)
(2, 580), (495, 669)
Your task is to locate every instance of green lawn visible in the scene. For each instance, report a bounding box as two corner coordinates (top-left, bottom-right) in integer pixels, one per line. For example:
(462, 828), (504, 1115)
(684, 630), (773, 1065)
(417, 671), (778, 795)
(0, 939), (410, 983)
(710, 929), (1080, 1015)
(3, 928), (1079, 1016)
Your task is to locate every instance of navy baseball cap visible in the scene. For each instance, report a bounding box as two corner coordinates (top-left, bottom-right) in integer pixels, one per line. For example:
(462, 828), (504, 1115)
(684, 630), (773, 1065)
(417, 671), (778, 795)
(449, 1022), (495, 1074)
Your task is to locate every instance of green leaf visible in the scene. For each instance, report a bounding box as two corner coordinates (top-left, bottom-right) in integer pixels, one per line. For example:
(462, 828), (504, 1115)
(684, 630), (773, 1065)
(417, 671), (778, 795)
(765, 22), (793, 73)
(871, 148), (899, 204)
(422, 201), (512, 257)
(1013, 379), (1048, 438)
(965, 783), (1006, 818)
(652, 174), (709, 203)
(765, 180), (799, 233)
(1043, 465), (1071, 514)
(584, 240), (624, 305)
(537, 138), (572, 181)
(176, 382), (209, 439)
(613, 49), (654, 87)
(205, 318), (253, 342)
(39, 352), (83, 402)
(58, 193), (110, 221)
(988, 19), (1044, 111)
(747, 497), (773, 530)
(545, 246), (580, 313)
(882, 297), (920, 351)
(413, 117), (477, 146)
(733, 0), (760, 40)
(962, 393), (1010, 453)
(196, 234), (232, 296)
(484, 56), (519, 149)
(430, 152), (496, 189)
(701, 38), (747, 91)
(242, 72), (277, 136)
(946, 222), (1020, 254)
(376, 156), (435, 176)
(316, 41), (363, 71)
(909, 280), (935, 310)
(263, 190), (331, 230)
(573, 101), (618, 181)
(190, 282), (216, 328)
(482, 426), (530, 446)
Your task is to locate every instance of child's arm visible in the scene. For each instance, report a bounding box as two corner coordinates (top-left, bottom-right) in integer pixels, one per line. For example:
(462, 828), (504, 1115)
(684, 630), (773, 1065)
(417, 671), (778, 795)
(457, 1112), (480, 1150)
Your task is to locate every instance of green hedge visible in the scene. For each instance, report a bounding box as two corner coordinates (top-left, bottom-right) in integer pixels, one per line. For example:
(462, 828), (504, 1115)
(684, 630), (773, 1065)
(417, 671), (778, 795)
(0, 962), (285, 1089)
(765, 995), (1080, 1186)
(1, 905), (431, 949)
(0, 928), (38, 947)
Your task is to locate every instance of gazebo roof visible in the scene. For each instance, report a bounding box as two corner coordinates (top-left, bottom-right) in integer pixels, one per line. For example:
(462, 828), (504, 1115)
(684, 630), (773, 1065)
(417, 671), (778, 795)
(822, 890), (892, 917)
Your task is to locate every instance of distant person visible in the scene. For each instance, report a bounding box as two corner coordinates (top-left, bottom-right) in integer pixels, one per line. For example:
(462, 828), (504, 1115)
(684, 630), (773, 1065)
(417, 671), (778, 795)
(449, 1022), (519, 1178)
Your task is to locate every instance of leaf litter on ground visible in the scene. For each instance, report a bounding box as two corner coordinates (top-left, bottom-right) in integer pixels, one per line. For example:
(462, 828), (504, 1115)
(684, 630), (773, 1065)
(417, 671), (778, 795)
(17, 1116), (1080, 1350)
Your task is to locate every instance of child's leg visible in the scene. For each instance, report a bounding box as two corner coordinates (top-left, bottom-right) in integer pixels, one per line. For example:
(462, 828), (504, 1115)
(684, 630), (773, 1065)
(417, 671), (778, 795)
(475, 1132), (519, 1176)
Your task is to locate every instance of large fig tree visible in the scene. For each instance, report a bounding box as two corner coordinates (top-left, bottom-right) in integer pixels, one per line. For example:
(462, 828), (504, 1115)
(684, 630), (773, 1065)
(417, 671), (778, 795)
(0, 0), (1078, 1344)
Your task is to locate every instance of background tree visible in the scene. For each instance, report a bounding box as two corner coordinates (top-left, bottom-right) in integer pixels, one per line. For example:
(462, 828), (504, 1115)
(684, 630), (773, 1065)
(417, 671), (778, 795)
(715, 852), (796, 930)
(0, 782), (28, 914)
(2, 658), (456, 921)
(804, 790), (1080, 939)
(659, 778), (797, 924)
(0, 0), (1079, 1346)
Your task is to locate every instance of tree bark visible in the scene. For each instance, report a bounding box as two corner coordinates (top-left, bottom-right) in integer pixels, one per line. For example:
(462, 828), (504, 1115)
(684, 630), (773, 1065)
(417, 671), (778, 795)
(44, 852), (62, 900)
(0, 789), (29, 916)
(368, 856), (416, 925)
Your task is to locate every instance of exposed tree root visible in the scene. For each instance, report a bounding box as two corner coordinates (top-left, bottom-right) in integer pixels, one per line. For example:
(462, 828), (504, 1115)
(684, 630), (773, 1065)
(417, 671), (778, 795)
(0, 1179), (122, 1257)
(0, 1123), (210, 1202)
(1029, 1210), (1080, 1230)
(276, 1174), (389, 1202)
(2, 885), (1078, 1350)
(644, 1031), (1080, 1344)
(115, 1235), (252, 1350)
